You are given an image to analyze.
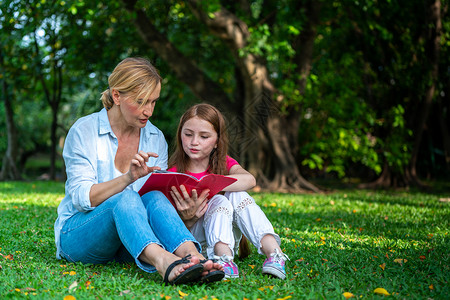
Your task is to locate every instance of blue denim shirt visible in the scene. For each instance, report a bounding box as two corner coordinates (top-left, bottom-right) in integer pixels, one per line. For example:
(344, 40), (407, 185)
(54, 108), (168, 258)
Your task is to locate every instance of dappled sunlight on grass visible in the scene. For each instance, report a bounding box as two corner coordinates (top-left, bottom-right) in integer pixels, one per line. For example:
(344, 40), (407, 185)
(0, 182), (448, 298)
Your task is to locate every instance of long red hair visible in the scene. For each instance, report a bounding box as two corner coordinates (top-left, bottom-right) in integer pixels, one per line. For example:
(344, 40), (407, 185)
(169, 103), (229, 175)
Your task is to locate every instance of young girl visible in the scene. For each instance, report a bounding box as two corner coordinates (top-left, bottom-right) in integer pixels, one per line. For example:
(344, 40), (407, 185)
(167, 103), (289, 279)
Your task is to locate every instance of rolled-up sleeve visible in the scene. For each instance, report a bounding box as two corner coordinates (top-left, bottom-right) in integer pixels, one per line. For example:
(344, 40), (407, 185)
(155, 132), (168, 170)
(63, 121), (97, 212)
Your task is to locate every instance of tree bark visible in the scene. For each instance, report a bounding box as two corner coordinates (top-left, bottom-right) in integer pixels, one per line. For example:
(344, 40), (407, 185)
(123, 0), (320, 192)
(438, 99), (450, 171)
(360, 0), (442, 189)
(0, 53), (21, 180)
(407, 0), (442, 184)
(185, 0), (320, 192)
(289, 1), (321, 156)
(121, 0), (234, 113)
(32, 27), (63, 181)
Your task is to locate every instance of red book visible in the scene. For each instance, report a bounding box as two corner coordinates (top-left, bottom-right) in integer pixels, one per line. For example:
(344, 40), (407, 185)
(138, 170), (237, 206)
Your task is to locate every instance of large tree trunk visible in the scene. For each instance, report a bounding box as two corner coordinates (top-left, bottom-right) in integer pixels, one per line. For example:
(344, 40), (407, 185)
(408, 0), (442, 183)
(49, 61), (63, 180)
(123, 0), (320, 192)
(121, 0), (234, 113)
(0, 68), (21, 180)
(186, 0), (320, 192)
(289, 1), (322, 158)
(438, 99), (450, 171)
(360, 0), (442, 189)
(32, 26), (63, 181)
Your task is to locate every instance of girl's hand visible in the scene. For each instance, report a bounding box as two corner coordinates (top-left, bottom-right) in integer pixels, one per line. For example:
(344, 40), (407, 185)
(127, 151), (161, 183)
(170, 185), (209, 228)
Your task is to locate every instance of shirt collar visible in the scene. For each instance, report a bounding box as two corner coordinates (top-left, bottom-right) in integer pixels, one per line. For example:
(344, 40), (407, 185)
(98, 108), (159, 138)
(98, 108), (115, 137)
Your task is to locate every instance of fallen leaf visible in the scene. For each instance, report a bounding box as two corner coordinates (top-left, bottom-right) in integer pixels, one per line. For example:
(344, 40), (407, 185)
(379, 263), (386, 270)
(119, 290), (130, 296)
(178, 290), (188, 297)
(343, 292), (355, 298)
(69, 271), (76, 276)
(419, 255), (426, 261)
(248, 264), (255, 269)
(64, 296), (76, 300)
(276, 296), (292, 300)
(1, 253), (13, 260)
(374, 288), (390, 296)
(429, 284), (434, 290)
(394, 258), (407, 265)
(438, 198), (450, 202)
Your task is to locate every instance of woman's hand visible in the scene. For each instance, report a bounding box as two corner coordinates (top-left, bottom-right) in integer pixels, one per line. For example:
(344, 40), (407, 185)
(170, 185), (209, 229)
(127, 151), (161, 183)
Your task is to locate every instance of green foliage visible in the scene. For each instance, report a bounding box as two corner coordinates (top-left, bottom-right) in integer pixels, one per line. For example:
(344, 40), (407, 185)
(1, 0), (448, 182)
(0, 181), (449, 298)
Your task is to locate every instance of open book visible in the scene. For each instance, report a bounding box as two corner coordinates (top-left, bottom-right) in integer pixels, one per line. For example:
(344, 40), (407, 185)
(138, 170), (237, 205)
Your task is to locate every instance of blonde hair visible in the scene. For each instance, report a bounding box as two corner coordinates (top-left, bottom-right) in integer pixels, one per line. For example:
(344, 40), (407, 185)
(100, 57), (162, 110)
(169, 103), (229, 175)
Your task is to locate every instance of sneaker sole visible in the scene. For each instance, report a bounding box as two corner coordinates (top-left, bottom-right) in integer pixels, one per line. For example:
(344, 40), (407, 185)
(224, 273), (239, 279)
(262, 266), (286, 280)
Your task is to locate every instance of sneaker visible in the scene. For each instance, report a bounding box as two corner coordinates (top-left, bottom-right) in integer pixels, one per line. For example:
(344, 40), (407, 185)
(214, 254), (239, 279)
(262, 249), (289, 279)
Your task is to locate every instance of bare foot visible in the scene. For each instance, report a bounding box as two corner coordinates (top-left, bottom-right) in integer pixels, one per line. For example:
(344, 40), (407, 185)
(200, 258), (224, 276)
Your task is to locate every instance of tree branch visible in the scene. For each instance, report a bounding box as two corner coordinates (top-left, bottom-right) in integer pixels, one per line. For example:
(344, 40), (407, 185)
(121, 0), (233, 110)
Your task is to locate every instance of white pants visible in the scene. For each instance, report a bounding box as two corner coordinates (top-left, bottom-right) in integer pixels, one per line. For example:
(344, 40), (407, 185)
(190, 191), (281, 259)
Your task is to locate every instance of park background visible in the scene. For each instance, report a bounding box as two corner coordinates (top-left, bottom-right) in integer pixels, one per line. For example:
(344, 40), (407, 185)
(1, 0), (449, 299)
(1, 0), (449, 189)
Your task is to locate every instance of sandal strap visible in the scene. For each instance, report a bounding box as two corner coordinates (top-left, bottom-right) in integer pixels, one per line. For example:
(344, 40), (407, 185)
(163, 254), (193, 284)
(200, 258), (217, 264)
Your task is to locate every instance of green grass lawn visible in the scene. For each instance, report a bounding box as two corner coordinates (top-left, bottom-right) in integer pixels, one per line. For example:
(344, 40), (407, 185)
(0, 181), (449, 299)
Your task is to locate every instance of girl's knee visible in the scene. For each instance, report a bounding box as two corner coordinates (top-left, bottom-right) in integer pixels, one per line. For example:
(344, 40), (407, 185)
(208, 195), (233, 211)
(227, 192), (255, 210)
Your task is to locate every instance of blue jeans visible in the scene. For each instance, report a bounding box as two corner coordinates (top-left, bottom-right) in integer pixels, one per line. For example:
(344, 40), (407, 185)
(59, 190), (200, 273)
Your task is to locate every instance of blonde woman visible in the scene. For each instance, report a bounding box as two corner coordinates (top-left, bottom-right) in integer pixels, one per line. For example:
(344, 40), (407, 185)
(54, 58), (224, 284)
